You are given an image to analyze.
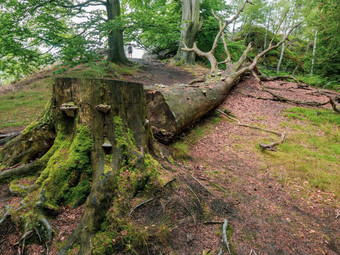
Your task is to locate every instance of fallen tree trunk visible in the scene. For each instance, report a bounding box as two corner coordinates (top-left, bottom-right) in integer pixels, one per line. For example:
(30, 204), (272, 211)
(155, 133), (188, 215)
(146, 75), (239, 144)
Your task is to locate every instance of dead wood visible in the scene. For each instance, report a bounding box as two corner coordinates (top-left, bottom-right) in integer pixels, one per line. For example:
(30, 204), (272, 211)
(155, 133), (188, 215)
(259, 132), (286, 151)
(252, 71), (330, 107)
(218, 109), (286, 151)
(129, 198), (155, 217)
(218, 219), (231, 254)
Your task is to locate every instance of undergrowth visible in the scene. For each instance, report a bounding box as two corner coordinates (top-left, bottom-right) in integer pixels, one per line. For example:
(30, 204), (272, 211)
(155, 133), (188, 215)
(261, 107), (340, 199)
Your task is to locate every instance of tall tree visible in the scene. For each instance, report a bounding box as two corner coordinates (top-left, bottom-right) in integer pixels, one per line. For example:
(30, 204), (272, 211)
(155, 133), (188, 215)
(0, 0), (129, 82)
(176, 0), (202, 64)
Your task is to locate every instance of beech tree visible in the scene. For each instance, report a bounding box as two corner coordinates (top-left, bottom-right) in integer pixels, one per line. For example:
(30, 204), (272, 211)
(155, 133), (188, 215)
(176, 0), (202, 64)
(2, 0), (339, 254)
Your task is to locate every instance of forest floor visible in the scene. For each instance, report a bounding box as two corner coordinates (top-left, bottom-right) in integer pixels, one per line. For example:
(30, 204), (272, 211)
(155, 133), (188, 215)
(0, 59), (339, 254)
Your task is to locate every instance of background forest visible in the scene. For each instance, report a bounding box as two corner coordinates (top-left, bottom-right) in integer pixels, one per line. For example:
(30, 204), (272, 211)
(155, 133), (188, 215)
(0, 0), (339, 89)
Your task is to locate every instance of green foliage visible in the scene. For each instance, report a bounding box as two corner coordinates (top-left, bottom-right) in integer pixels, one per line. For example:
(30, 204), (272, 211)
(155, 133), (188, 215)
(123, 0), (181, 54)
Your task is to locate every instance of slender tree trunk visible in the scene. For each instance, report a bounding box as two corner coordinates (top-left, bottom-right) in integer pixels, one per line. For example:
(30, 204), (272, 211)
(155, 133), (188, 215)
(276, 0), (296, 74)
(231, 19), (236, 41)
(106, 0), (129, 63)
(263, 12), (271, 61)
(176, 0), (201, 64)
(311, 29), (318, 75)
(277, 42), (285, 73)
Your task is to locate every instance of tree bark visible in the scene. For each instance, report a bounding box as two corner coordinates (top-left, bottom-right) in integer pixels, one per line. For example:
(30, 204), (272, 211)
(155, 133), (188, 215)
(176, 0), (201, 64)
(0, 78), (150, 254)
(311, 29), (318, 75)
(106, 0), (129, 63)
(146, 74), (240, 144)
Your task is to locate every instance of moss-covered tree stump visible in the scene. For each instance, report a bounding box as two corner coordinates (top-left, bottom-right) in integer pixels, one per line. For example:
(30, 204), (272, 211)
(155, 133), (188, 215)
(0, 78), (154, 254)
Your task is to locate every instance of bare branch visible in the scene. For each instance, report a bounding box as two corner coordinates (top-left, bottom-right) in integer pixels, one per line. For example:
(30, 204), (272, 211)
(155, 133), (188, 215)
(211, 11), (227, 54)
(234, 42), (253, 70)
(269, 11), (289, 46)
(182, 43), (219, 72)
(234, 22), (302, 77)
(227, 0), (251, 25)
(212, 10), (232, 63)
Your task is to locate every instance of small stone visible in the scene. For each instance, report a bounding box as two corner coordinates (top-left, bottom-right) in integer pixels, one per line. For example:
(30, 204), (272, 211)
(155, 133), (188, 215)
(96, 104), (111, 113)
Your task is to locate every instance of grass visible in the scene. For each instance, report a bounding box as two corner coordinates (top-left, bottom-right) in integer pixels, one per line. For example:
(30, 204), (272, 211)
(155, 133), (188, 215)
(0, 80), (52, 130)
(0, 61), (140, 131)
(260, 107), (340, 199)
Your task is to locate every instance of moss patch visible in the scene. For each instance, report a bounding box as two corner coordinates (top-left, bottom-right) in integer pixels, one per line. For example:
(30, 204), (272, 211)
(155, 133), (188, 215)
(36, 125), (93, 209)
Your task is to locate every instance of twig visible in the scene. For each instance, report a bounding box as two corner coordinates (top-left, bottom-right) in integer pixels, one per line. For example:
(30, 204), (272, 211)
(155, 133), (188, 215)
(249, 249), (258, 255)
(222, 219), (232, 254)
(129, 198), (155, 216)
(335, 209), (340, 219)
(188, 173), (216, 197)
(218, 109), (282, 136)
(198, 177), (227, 195)
(218, 109), (286, 151)
(203, 221), (224, 225)
(186, 184), (201, 205)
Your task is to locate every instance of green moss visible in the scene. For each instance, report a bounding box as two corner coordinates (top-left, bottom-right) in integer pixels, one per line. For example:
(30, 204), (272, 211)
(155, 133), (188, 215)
(35, 125), (93, 209)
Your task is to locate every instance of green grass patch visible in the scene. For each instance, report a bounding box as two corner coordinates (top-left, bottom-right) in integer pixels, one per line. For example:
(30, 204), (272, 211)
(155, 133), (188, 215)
(0, 84), (52, 130)
(261, 107), (340, 198)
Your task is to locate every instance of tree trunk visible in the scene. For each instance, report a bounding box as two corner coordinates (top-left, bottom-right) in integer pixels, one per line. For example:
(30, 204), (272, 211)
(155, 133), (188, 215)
(106, 0), (129, 63)
(176, 0), (201, 64)
(311, 29), (318, 75)
(146, 73), (240, 144)
(277, 42), (285, 73)
(0, 78), (150, 254)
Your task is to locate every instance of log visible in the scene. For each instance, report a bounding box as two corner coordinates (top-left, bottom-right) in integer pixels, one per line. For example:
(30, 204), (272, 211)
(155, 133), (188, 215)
(146, 76), (238, 144)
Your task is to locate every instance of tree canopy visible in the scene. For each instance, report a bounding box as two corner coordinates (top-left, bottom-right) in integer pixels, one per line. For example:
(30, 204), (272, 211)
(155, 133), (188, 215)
(0, 0), (339, 85)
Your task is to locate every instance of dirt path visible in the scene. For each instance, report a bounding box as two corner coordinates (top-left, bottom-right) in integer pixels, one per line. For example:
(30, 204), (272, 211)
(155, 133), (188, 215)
(183, 77), (339, 254)
(1, 63), (339, 254)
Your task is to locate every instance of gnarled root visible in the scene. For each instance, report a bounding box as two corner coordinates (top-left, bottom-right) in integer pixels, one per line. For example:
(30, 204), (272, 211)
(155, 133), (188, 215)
(0, 160), (46, 182)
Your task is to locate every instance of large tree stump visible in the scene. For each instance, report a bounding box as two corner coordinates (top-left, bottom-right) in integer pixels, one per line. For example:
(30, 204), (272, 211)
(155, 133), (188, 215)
(0, 78), (151, 254)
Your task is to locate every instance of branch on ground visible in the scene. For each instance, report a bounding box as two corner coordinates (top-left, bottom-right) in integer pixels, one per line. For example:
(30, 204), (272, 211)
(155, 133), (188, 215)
(218, 109), (286, 151)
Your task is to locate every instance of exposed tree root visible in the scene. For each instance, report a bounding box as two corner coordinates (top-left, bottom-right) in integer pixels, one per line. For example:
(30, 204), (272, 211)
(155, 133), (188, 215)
(129, 198), (155, 216)
(0, 205), (11, 225)
(218, 109), (286, 151)
(0, 131), (21, 146)
(0, 160), (46, 181)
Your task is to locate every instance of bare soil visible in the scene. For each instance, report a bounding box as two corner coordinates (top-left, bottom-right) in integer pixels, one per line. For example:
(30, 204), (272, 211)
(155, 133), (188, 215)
(0, 61), (339, 254)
